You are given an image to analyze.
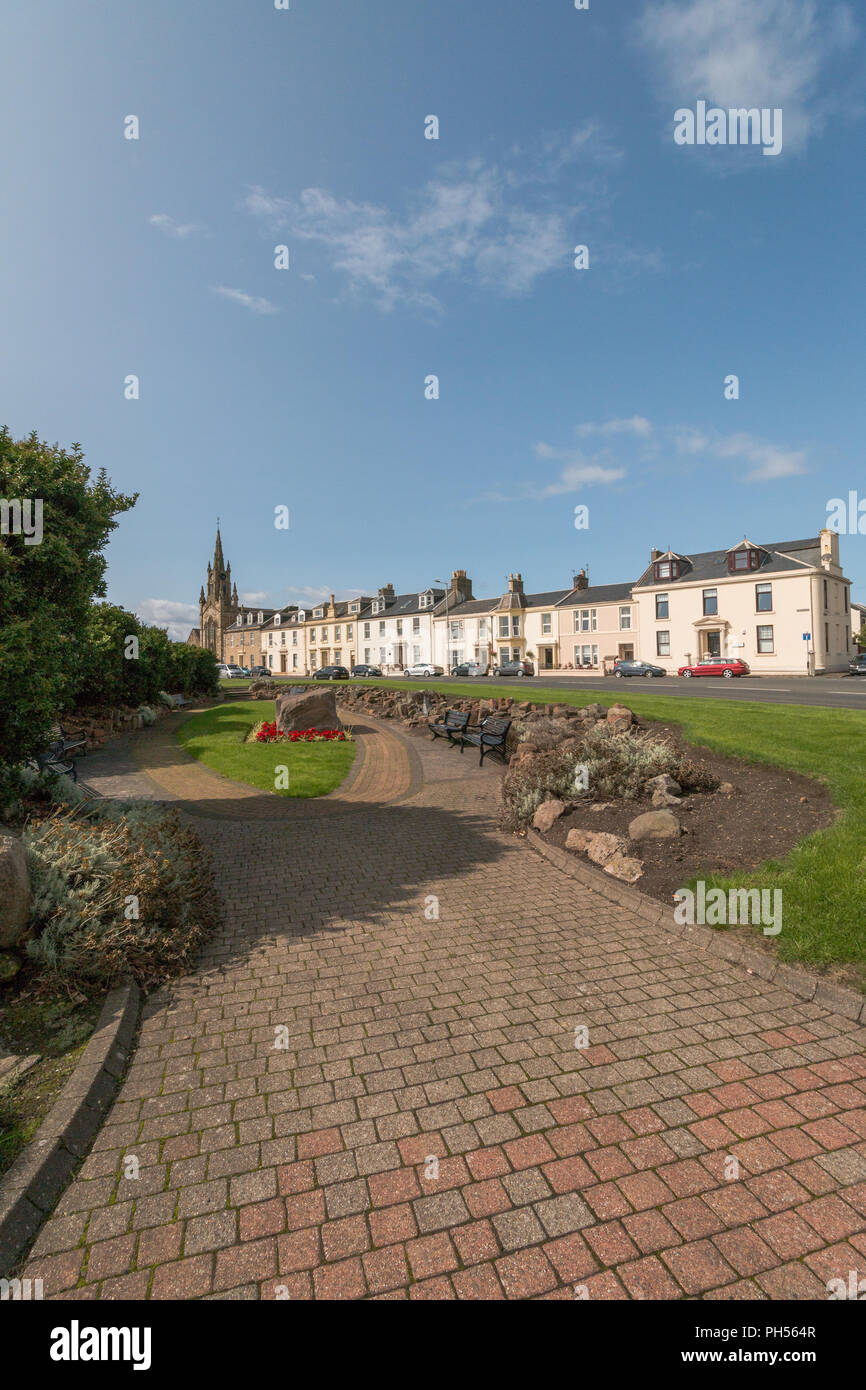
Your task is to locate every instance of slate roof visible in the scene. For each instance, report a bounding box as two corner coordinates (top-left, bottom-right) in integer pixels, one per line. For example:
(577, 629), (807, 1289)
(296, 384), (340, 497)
(358, 589), (445, 619)
(633, 537), (822, 589)
(554, 582), (634, 607)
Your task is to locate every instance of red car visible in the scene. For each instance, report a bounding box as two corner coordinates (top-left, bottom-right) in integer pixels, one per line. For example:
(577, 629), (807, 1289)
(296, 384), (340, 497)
(678, 657), (750, 679)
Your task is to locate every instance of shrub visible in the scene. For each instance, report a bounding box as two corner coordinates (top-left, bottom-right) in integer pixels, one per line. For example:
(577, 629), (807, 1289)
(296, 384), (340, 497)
(500, 746), (581, 832)
(138, 706), (156, 726)
(23, 799), (217, 990)
(517, 716), (575, 752)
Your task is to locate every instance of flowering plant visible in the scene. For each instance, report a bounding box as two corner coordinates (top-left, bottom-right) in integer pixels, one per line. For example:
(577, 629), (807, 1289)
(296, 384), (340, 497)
(253, 721), (348, 743)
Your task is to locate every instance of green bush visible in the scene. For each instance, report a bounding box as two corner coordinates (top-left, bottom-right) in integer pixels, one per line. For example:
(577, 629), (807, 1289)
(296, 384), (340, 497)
(23, 799), (217, 990)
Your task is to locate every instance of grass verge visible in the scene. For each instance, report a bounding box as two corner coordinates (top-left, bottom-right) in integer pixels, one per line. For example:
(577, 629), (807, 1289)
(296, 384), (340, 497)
(177, 701), (357, 798)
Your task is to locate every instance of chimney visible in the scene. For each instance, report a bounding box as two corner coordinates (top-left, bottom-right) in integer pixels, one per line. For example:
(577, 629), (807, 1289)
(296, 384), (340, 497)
(450, 569), (473, 602)
(819, 528), (839, 568)
(507, 572), (525, 599)
(573, 569), (588, 591)
(651, 548), (662, 562)
(378, 583), (394, 600)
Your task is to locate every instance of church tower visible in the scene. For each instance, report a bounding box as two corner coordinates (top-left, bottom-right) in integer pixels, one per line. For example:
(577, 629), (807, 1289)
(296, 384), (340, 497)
(197, 524), (238, 660)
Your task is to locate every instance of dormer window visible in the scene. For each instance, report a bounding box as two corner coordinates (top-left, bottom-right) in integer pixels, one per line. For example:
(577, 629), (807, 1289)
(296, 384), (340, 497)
(246, 614), (253, 625)
(418, 593), (428, 609)
(728, 548), (761, 573)
(349, 601), (360, 613)
(297, 610), (306, 623)
(313, 607), (324, 619)
(274, 614), (281, 626)
(654, 558), (680, 581)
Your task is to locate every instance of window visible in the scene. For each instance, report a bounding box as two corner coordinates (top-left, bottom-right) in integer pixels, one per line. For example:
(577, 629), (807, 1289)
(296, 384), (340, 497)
(541, 613), (552, 635)
(268, 633), (273, 646)
(511, 615), (520, 636)
(229, 635), (234, 648)
(499, 647), (510, 663)
(727, 548), (761, 573)
(755, 583), (772, 612)
(479, 619), (487, 639)
(247, 614), (253, 624)
(364, 648), (370, 663)
(314, 608), (323, 619)
(310, 628), (316, 643)
(379, 648), (386, 664)
(450, 620), (463, 640)
(844, 589), (849, 613)
(268, 654), (273, 668)
(824, 578), (829, 610)
(281, 632), (285, 645)
(321, 627), (329, 643)
(292, 632), (297, 645)
(655, 593), (669, 620)
(274, 614), (281, 626)
(654, 558), (682, 580)
(309, 653), (317, 669)
(413, 646), (420, 662)
(379, 621), (386, 636)
(292, 654), (298, 669)
(824, 622), (829, 652)
(412, 617), (420, 634)
(756, 625), (774, 653)
(363, 622), (370, 638)
(346, 624), (353, 639)
(498, 616), (509, 638)
(335, 625), (341, 639)
(575, 608), (598, 633)
(656, 631), (670, 657)
(702, 589), (718, 616)
(334, 650), (341, 664)
(396, 620), (403, 636)
(619, 606), (632, 630)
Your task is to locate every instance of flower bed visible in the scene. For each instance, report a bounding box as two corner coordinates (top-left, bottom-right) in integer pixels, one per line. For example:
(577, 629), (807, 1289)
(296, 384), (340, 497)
(252, 721), (349, 744)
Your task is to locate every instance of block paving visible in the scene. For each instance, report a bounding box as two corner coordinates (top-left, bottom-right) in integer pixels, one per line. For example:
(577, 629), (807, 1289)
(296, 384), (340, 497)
(21, 709), (866, 1299)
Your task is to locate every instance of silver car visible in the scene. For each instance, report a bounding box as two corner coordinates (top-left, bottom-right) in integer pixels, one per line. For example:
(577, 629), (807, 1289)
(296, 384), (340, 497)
(403, 662), (444, 678)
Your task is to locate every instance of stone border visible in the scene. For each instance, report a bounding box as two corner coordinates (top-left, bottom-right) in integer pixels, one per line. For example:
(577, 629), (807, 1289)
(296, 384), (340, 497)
(527, 829), (866, 1025)
(0, 981), (141, 1275)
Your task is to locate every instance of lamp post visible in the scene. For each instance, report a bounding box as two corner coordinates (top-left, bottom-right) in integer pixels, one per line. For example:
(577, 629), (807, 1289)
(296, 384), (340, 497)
(435, 578), (449, 672)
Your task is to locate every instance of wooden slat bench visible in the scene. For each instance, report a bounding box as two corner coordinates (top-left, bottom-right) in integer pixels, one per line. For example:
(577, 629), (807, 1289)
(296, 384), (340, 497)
(460, 716), (512, 766)
(428, 709), (470, 747)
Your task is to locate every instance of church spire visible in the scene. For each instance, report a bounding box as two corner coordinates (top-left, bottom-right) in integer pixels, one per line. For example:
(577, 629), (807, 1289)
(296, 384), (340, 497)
(213, 519), (225, 574)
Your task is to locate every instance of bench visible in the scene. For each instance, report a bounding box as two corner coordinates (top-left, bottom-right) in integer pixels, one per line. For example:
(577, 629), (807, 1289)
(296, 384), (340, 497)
(169, 694), (193, 710)
(428, 709), (470, 746)
(460, 716), (512, 766)
(53, 723), (86, 758)
(34, 739), (78, 782)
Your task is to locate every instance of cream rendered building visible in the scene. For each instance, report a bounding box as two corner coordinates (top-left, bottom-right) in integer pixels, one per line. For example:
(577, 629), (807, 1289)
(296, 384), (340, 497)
(631, 532), (851, 676)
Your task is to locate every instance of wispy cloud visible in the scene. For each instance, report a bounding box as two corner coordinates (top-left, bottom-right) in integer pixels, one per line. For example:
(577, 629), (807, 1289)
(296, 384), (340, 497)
(675, 428), (808, 481)
(149, 213), (201, 239)
(533, 443), (627, 495)
(211, 285), (278, 315)
(575, 416), (653, 439)
(137, 599), (199, 642)
(241, 127), (657, 313)
(636, 0), (857, 155)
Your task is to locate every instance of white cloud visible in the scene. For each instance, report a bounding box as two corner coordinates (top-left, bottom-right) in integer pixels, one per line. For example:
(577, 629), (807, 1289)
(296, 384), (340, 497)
(137, 599), (200, 642)
(241, 127), (642, 312)
(212, 285), (278, 315)
(149, 213), (200, 238)
(575, 416), (653, 439)
(533, 443), (627, 495)
(676, 428), (807, 481)
(636, 0), (857, 153)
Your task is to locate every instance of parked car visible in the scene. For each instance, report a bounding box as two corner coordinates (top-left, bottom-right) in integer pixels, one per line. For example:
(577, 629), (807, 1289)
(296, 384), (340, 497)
(450, 661), (488, 677)
(351, 664), (382, 677)
(613, 660), (666, 678)
(678, 657), (751, 679)
(249, 666), (270, 678)
(849, 654), (866, 675)
(313, 665), (350, 681)
(217, 664), (246, 679)
(403, 663), (444, 678)
(492, 660), (534, 677)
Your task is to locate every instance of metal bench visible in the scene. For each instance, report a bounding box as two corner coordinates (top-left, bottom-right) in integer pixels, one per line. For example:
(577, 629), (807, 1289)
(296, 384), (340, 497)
(460, 716), (512, 766)
(428, 709), (470, 746)
(54, 723), (86, 758)
(34, 739), (78, 782)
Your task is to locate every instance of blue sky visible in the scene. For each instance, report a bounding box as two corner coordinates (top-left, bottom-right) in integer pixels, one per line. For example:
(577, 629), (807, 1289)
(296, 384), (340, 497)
(1, 0), (864, 636)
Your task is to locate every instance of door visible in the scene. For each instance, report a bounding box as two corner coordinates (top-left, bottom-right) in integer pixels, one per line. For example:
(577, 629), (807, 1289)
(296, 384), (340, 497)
(543, 647), (554, 669)
(280, 652), (287, 673)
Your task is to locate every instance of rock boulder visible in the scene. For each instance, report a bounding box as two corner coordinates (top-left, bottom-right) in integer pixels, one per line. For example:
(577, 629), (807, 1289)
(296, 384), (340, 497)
(0, 829), (31, 948)
(628, 809), (681, 841)
(276, 685), (343, 734)
(532, 798), (568, 833)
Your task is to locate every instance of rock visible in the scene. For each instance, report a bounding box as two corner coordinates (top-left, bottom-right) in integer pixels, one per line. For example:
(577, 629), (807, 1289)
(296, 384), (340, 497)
(606, 703), (634, 726)
(0, 951), (21, 982)
(646, 773), (681, 797)
(718, 782), (736, 795)
(249, 679), (279, 700)
(275, 685), (343, 734)
(589, 802), (616, 812)
(532, 798), (568, 833)
(603, 852), (644, 884)
(651, 788), (682, 809)
(586, 831), (627, 866)
(565, 827), (593, 853)
(0, 829), (31, 948)
(628, 809), (681, 841)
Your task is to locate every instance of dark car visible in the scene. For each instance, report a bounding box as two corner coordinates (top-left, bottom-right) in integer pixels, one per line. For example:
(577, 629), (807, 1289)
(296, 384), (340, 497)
(849, 655), (866, 675)
(313, 665), (350, 681)
(678, 657), (750, 679)
(613, 660), (666, 679)
(351, 664), (382, 677)
(249, 666), (270, 678)
(450, 661), (488, 677)
(492, 660), (534, 677)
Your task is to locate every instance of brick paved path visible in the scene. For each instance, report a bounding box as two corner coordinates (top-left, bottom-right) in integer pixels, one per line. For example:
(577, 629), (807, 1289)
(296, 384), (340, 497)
(23, 712), (866, 1299)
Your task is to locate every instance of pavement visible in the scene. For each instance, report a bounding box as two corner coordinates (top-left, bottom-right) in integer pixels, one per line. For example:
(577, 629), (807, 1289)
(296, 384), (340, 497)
(20, 709), (866, 1300)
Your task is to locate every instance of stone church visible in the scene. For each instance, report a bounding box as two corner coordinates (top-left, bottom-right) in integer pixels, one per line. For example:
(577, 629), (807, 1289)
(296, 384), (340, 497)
(187, 525), (238, 662)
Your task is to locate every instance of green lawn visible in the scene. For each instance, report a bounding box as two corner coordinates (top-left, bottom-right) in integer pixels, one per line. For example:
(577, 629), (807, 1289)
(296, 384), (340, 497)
(177, 702), (356, 798)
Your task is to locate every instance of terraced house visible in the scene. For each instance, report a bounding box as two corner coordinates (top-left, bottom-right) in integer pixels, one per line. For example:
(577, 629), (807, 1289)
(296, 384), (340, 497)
(355, 582), (446, 674)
